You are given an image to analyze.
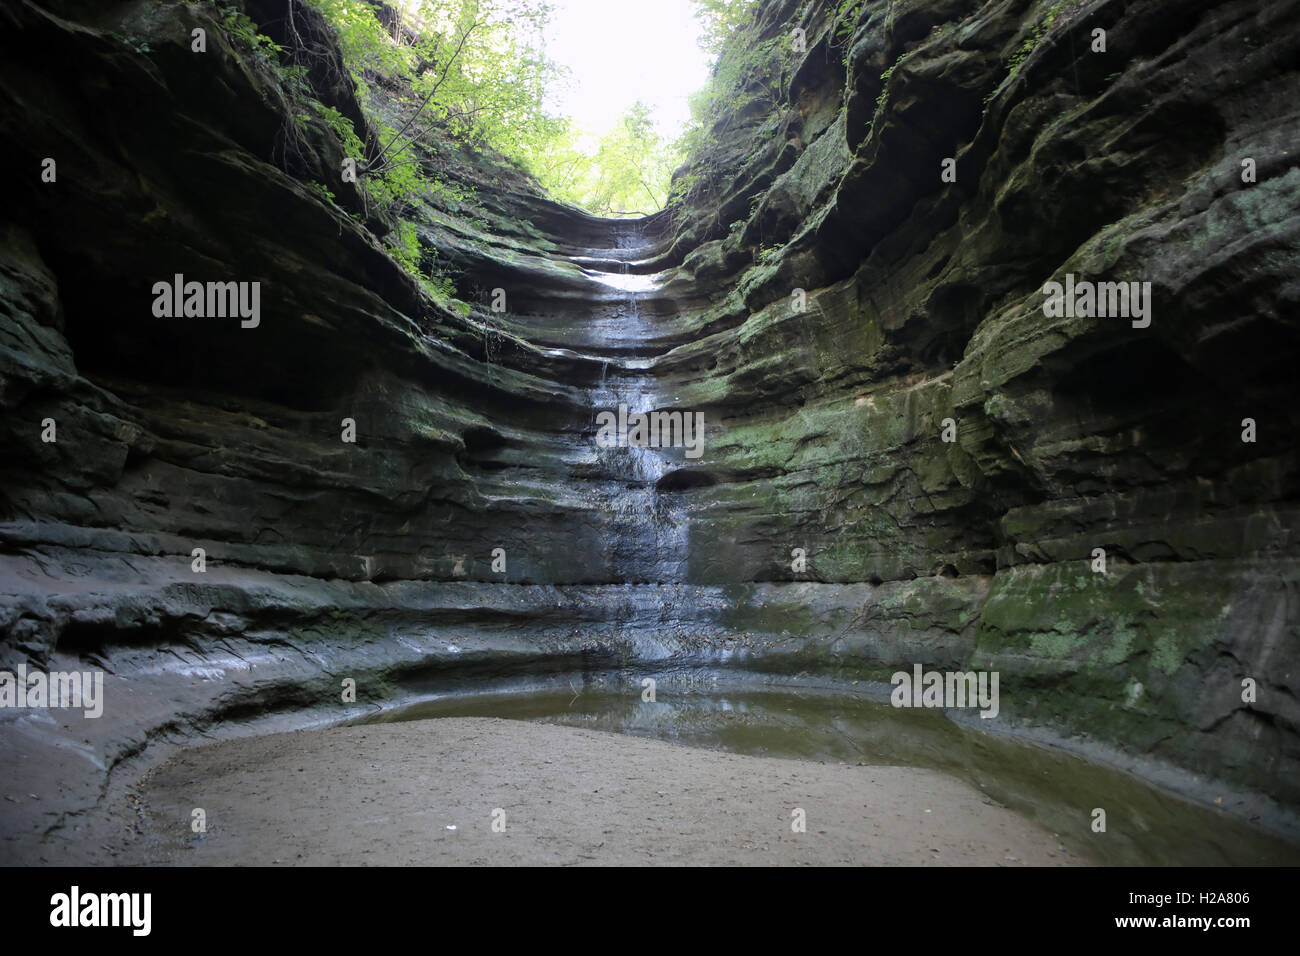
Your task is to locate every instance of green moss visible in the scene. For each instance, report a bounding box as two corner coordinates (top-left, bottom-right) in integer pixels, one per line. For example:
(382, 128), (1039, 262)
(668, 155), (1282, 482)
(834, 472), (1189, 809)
(1100, 622), (1137, 665)
(1028, 624), (1085, 658)
(1151, 631), (1185, 675)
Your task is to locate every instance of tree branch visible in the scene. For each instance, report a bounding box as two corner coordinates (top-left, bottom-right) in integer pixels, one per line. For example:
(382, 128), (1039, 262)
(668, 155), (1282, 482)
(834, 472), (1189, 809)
(366, 18), (478, 172)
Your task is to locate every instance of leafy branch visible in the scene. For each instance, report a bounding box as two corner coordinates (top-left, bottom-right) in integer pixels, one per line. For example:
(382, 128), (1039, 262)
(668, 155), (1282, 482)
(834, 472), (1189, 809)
(362, 19), (479, 178)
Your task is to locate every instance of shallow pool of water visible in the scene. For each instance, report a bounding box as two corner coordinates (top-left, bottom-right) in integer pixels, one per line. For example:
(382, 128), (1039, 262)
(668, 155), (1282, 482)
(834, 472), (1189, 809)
(360, 672), (1298, 866)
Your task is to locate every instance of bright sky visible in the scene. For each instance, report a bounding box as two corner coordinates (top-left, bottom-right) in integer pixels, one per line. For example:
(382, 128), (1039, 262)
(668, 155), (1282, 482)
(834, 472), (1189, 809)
(541, 0), (712, 138)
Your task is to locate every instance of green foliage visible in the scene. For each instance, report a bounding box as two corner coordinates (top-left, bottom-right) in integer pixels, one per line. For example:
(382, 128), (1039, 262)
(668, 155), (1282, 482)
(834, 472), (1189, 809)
(689, 33), (784, 135)
(875, 51), (907, 109)
(306, 0), (410, 78)
(313, 103), (365, 158)
(420, 272), (458, 302)
(667, 18), (790, 216)
(295, 0), (565, 284)
(984, 1), (1082, 110)
(388, 220), (423, 274)
(833, 0), (863, 44)
(304, 98), (438, 276)
(832, 0), (863, 64)
(537, 102), (680, 216)
(1005, 32), (1039, 78)
(303, 0), (687, 218)
(307, 0), (564, 165)
(262, 0), (825, 230)
(690, 0), (758, 57)
(1005, 1), (1076, 82)
(305, 180), (336, 204)
(536, 1), (767, 215)
(215, 2), (283, 62)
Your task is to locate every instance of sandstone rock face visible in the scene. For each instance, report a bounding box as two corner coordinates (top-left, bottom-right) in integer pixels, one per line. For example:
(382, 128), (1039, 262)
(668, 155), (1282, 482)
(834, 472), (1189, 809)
(1, 0), (1297, 857)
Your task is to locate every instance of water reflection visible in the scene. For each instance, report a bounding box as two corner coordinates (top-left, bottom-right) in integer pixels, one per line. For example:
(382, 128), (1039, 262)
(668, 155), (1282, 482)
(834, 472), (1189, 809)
(362, 675), (1300, 866)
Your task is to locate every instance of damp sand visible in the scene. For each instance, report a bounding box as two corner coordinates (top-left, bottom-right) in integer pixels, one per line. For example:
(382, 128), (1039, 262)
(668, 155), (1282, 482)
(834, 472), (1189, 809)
(123, 717), (1080, 866)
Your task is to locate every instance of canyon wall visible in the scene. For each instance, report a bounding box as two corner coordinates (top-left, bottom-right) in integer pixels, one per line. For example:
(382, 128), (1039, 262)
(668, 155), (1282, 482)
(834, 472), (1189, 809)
(1, 0), (1297, 857)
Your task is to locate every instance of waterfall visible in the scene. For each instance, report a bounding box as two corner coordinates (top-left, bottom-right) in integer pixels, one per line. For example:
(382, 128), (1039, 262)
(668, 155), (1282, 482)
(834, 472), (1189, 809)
(585, 222), (690, 587)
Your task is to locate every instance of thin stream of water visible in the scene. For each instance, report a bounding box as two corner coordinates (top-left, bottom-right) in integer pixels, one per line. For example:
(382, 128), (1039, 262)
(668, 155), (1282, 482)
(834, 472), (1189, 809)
(585, 229), (689, 583)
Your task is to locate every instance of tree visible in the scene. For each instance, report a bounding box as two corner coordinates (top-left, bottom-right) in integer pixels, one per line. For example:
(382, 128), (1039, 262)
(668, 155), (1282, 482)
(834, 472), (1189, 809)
(584, 102), (678, 216)
(305, 0), (682, 218)
(690, 0), (757, 57)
